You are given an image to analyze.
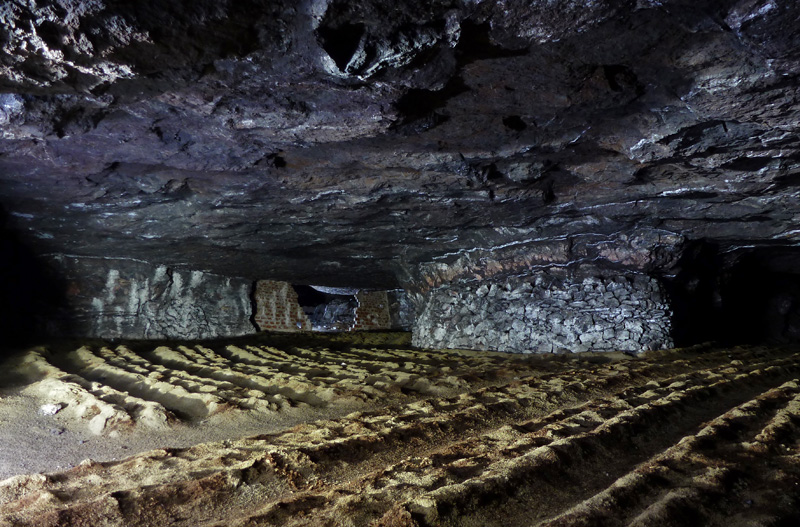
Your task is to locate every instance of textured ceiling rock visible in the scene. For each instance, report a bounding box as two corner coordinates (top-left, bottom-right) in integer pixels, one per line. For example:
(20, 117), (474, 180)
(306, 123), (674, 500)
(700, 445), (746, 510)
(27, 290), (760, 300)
(1, 0), (799, 289)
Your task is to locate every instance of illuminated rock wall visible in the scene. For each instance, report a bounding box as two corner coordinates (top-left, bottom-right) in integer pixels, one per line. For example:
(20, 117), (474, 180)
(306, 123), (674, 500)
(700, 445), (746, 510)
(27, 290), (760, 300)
(413, 274), (673, 354)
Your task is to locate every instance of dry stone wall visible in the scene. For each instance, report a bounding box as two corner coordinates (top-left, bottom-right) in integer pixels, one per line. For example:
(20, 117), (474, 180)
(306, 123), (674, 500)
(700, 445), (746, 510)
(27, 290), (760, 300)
(412, 274), (673, 353)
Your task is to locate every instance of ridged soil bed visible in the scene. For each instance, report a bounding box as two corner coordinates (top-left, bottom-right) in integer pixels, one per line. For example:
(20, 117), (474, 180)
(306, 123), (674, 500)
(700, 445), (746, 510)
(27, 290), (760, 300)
(1, 333), (799, 526)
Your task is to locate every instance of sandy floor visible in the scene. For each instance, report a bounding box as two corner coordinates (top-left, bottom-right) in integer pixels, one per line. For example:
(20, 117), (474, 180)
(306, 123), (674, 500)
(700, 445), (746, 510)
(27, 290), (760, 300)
(0, 332), (567, 480)
(0, 386), (366, 480)
(1, 334), (799, 526)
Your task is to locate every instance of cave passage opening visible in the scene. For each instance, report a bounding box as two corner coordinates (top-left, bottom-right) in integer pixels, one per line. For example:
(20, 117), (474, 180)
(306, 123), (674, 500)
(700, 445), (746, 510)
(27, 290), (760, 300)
(665, 243), (800, 347)
(292, 285), (358, 332)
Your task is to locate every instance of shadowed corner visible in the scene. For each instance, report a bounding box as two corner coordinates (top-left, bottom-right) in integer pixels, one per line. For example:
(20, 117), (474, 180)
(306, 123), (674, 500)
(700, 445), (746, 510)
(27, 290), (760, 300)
(664, 241), (800, 348)
(0, 204), (72, 355)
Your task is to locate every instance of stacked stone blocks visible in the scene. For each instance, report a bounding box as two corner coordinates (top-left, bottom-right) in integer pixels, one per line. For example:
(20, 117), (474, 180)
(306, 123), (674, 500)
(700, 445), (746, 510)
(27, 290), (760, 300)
(412, 274), (673, 353)
(353, 290), (392, 331)
(253, 280), (311, 332)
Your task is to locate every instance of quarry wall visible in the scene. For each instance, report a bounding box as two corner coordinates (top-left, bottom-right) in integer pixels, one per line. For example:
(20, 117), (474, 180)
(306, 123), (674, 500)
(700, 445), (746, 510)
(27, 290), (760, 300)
(47, 259), (411, 340)
(51, 256), (255, 340)
(41, 255), (674, 354)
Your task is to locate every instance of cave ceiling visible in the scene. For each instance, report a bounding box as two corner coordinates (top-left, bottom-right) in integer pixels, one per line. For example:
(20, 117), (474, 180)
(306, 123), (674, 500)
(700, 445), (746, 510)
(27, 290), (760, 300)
(1, 0), (799, 288)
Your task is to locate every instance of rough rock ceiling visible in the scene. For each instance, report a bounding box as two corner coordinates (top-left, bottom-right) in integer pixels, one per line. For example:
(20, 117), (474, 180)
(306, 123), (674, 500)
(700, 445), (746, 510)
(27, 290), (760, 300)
(1, 0), (799, 288)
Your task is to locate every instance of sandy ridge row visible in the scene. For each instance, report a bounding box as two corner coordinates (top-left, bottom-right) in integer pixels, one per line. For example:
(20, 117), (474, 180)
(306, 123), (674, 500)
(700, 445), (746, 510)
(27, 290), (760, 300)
(2, 346), (798, 526)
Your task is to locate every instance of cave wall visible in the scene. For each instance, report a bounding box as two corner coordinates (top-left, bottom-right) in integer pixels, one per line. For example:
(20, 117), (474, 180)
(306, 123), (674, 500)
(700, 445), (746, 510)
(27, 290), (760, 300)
(0, 0), (799, 352)
(387, 289), (415, 331)
(412, 273), (673, 353)
(253, 280), (312, 332)
(0, 0), (799, 351)
(307, 296), (358, 332)
(294, 288), (414, 333)
(50, 256), (255, 340)
(34, 259), (411, 340)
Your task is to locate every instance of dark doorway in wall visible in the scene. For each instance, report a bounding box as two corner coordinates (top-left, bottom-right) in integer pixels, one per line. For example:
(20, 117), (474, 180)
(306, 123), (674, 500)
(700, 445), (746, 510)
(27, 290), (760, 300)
(292, 285), (358, 332)
(662, 241), (725, 347)
(718, 248), (800, 344)
(664, 243), (800, 346)
(0, 205), (70, 351)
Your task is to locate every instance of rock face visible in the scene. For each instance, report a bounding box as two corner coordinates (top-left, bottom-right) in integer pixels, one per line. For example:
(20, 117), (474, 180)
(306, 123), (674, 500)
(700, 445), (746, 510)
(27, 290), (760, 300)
(307, 296), (358, 332)
(50, 256), (255, 340)
(387, 289), (415, 331)
(1, 0), (800, 349)
(413, 273), (673, 353)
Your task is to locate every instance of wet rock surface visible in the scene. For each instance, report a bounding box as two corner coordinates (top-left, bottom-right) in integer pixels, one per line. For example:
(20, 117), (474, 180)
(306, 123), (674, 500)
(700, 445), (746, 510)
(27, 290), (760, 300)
(413, 273), (673, 353)
(0, 0), (799, 294)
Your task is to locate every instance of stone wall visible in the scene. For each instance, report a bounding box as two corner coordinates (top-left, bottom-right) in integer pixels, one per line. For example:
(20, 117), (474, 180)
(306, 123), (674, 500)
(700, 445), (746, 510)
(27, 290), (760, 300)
(51, 256), (255, 340)
(353, 291), (392, 331)
(253, 280), (312, 332)
(45, 257), (412, 339)
(412, 274), (673, 353)
(301, 289), (414, 332)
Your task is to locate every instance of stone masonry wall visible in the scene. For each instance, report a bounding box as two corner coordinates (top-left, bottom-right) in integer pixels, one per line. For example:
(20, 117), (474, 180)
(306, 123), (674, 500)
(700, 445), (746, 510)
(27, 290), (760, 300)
(253, 280), (312, 332)
(353, 290), (392, 331)
(412, 274), (673, 353)
(51, 256), (255, 339)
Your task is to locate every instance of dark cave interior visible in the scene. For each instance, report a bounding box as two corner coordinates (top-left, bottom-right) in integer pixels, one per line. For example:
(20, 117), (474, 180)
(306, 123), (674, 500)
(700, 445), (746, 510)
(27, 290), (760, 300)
(664, 244), (800, 347)
(293, 285), (358, 332)
(3, 3), (800, 526)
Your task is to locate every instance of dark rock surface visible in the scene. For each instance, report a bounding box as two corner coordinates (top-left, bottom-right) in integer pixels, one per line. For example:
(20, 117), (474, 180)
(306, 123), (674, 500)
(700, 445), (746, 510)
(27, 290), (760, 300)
(304, 292), (358, 332)
(48, 256), (255, 339)
(1, 0), (800, 346)
(387, 289), (415, 331)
